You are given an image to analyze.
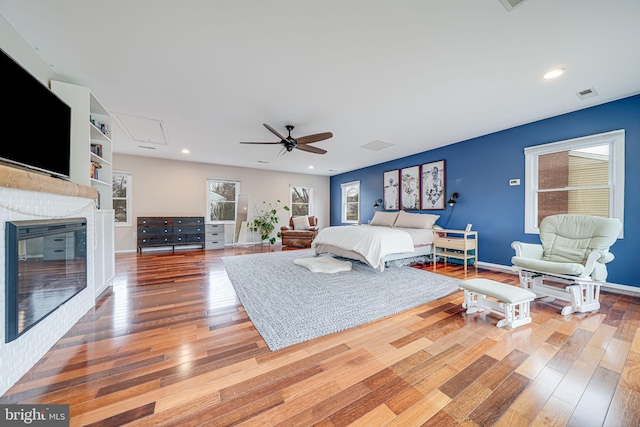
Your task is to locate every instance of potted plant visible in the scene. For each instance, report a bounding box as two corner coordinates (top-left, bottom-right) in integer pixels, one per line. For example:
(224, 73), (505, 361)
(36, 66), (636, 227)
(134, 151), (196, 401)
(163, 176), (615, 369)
(249, 200), (290, 245)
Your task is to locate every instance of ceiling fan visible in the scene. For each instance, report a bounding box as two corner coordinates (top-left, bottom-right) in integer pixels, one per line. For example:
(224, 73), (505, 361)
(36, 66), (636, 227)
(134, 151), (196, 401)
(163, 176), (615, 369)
(240, 124), (332, 156)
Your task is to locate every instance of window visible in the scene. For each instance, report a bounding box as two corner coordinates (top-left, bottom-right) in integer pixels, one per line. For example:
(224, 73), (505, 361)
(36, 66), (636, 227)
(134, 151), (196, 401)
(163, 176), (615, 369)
(290, 185), (312, 216)
(207, 179), (239, 222)
(112, 171), (131, 225)
(524, 129), (624, 235)
(341, 181), (360, 223)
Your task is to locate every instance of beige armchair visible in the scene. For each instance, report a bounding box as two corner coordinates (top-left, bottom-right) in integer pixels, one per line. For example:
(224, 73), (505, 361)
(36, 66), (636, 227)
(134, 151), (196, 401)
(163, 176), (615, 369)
(512, 214), (622, 315)
(281, 216), (319, 247)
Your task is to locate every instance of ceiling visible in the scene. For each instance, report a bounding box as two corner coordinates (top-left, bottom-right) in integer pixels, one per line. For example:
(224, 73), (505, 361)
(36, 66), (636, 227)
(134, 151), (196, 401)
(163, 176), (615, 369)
(1, 0), (639, 176)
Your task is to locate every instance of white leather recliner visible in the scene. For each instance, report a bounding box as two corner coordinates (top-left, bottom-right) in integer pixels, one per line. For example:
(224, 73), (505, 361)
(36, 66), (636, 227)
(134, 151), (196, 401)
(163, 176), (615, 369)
(512, 214), (622, 315)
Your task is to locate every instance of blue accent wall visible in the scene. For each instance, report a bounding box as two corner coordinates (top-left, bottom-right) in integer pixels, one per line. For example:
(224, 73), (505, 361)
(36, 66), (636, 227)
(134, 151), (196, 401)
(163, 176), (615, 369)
(330, 94), (640, 287)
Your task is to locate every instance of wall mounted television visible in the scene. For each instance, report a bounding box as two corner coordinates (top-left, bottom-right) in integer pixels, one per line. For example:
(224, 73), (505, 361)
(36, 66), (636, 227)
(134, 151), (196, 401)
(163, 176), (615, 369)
(0, 47), (71, 179)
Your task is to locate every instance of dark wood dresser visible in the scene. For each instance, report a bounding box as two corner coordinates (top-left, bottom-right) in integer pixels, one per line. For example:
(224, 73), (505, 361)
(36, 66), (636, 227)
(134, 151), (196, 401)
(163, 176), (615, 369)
(137, 217), (205, 252)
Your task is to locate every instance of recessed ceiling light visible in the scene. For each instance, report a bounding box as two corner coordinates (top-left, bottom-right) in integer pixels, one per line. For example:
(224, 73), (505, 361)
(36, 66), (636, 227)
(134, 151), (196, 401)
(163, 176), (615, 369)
(543, 68), (566, 79)
(181, 149), (190, 154)
(308, 165), (314, 169)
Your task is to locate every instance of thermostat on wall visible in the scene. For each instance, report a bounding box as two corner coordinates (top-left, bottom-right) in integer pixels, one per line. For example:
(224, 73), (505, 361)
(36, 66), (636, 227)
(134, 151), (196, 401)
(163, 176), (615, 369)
(509, 179), (520, 186)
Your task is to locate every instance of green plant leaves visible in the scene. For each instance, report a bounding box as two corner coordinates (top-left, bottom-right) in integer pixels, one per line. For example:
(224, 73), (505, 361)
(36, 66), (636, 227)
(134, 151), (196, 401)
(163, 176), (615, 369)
(249, 200), (290, 244)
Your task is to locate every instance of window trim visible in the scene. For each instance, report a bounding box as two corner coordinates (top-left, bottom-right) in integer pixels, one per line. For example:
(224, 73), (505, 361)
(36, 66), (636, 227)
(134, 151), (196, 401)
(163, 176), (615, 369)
(290, 184), (313, 217)
(112, 170), (132, 227)
(341, 180), (360, 224)
(524, 129), (624, 236)
(206, 179), (240, 224)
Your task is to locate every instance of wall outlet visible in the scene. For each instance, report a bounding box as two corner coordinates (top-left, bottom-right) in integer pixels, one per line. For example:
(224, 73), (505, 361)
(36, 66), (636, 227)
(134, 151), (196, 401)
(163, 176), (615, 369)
(509, 179), (520, 186)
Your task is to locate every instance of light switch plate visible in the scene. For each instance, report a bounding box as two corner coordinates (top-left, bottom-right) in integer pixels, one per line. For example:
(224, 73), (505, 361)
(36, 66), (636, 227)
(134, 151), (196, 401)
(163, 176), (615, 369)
(509, 179), (520, 186)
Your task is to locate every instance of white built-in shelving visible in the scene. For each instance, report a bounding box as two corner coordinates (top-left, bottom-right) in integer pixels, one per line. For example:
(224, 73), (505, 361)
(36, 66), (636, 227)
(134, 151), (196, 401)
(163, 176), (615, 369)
(51, 80), (113, 210)
(51, 81), (115, 293)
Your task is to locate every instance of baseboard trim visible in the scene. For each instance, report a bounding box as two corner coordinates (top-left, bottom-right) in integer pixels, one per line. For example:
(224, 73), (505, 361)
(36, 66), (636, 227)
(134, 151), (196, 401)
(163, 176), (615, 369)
(478, 261), (515, 274)
(477, 261), (638, 293)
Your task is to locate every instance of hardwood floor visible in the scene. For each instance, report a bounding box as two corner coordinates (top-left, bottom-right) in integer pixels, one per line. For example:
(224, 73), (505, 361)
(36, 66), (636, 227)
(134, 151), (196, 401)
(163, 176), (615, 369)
(2, 245), (639, 426)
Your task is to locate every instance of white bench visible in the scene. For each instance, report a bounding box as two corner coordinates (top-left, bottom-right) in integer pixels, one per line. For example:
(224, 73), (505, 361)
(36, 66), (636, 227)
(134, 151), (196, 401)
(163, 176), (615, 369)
(459, 278), (536, 329)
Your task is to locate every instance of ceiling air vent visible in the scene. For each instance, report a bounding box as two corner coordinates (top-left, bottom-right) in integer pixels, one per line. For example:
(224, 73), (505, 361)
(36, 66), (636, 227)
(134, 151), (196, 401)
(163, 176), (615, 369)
(576, 87), (599, 100)
(499, 0), (529, 12)
(361, 140), (395, 151)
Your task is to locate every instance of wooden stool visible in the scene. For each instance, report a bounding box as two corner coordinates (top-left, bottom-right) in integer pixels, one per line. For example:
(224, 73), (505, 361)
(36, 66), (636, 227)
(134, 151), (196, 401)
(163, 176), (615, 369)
(459, 278), (536, 329)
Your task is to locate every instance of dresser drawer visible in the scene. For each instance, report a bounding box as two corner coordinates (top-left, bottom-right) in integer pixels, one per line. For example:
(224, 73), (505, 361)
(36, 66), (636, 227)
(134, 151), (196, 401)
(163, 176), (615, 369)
(43, 236), (69, 250)
(138, 226), (173, 237)
(174, 234), (204, 244)
(174, 217), (205, 226)
(174, 225), (204, 234)
(138, 236), (174, 246)
(434, 237), (475, 251)
(138, 217), (173, 226)
(205, 240), (225, 250)
(43, 248), (67, 260)
(205, 230), (224, 241)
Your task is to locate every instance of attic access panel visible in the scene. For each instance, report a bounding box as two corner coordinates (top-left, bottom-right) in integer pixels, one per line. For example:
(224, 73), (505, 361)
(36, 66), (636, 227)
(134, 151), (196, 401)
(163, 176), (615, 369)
(114, 113), (169, 145)
(499, 0), (529, 12)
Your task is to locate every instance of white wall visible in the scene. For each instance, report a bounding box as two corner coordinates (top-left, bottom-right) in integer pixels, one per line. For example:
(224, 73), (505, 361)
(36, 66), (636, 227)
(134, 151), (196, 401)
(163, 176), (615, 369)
(113, 153), (331, 252)
(0, 14), (58, 88)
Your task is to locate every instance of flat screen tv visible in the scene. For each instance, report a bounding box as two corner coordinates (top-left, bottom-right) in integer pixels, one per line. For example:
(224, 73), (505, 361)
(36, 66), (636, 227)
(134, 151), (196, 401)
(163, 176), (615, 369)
(0, 47), (71, 179)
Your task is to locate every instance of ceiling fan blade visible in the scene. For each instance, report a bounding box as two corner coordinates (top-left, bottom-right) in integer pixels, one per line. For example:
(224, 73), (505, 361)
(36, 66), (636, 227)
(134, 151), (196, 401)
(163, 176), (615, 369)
(295, 132), (333, 145)
(263, 123), (286, 141)
(296, 144), (327, 155)
(239, 142), (281, 145)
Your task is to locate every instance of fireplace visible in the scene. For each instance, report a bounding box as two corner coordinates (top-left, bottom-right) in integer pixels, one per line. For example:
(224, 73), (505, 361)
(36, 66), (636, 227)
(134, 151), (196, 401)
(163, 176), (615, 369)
(5, 218), (87, 342)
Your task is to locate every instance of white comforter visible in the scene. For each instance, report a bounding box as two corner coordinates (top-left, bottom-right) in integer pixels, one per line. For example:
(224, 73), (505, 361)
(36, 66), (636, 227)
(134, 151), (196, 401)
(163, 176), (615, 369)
(312, 225), (415, 271)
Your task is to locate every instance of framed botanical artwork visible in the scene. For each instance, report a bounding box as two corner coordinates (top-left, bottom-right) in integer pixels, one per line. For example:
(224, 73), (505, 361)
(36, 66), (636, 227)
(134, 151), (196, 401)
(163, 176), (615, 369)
(383, 169), (399, 210)
(421, 159), (446, 210)
(400, 166), (420, 210)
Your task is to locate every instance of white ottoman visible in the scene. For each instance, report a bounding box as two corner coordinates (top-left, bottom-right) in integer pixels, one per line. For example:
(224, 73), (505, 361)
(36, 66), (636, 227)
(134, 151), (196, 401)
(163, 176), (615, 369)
(459, 278), (536, 329)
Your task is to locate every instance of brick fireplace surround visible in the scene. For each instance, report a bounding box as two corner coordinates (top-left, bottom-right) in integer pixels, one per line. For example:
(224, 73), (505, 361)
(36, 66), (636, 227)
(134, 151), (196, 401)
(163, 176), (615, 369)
(0, 164), (98, 395)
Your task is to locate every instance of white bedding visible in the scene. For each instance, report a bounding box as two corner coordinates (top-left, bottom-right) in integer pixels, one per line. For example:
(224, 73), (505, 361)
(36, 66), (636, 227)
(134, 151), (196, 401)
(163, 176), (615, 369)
(312, 225), (428, 271)
(395, 227), (434, 247)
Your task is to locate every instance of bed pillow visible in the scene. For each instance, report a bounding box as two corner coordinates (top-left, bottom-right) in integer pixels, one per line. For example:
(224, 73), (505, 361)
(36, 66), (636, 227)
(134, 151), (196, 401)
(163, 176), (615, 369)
(370, 211), (399, 227)
(393, 210), (440, 229)
(292, 216), (311, 230)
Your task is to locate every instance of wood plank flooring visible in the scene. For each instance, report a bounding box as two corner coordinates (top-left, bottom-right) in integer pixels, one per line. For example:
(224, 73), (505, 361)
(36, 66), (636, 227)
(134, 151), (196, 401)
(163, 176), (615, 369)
(2, 245), (640, 426)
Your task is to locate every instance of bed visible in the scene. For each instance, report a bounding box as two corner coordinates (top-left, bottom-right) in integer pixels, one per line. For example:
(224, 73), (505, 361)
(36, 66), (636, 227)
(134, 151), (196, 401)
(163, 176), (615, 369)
(312, 210), (439, 271)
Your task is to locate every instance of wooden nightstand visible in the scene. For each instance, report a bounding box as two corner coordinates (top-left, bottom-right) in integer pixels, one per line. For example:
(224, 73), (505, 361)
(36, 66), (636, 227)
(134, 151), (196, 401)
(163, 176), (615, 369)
(433, 229), (478, 272)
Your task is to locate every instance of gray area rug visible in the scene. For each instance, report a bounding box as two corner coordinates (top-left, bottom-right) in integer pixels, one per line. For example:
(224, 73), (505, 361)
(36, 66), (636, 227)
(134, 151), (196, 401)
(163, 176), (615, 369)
(222, 250), (460, 351)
